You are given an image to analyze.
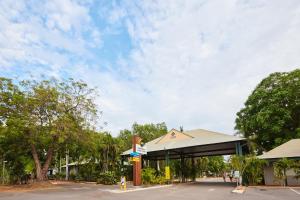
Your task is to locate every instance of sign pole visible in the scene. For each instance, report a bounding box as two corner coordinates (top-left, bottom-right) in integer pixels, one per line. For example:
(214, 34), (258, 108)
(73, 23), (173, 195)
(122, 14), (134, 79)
(132, 135), (142, 186)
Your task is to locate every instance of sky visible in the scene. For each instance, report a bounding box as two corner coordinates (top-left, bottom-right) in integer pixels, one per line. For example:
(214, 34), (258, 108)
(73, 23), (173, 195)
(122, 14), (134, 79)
(0, 0), (300, 136)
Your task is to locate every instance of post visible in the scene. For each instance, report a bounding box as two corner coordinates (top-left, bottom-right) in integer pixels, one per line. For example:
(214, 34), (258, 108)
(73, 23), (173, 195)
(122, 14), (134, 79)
(235, 142), (243, 156)
(191, 157), (196, 182)
(132, 135), (142, 186)
(180, 154), (185, 183)
(59, 156), (62, 173)
(165, 150), (170, 183)
(2, 161), (4, 185)
(157, 160), (160, 171)
(65, 149), (69, 181)
(235, 142), (243, 185)
(2, 160), (7, 185)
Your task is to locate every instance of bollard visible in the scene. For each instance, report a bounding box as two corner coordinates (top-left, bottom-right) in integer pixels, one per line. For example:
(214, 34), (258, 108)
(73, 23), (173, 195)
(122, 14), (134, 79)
(120, 176), (126, 190)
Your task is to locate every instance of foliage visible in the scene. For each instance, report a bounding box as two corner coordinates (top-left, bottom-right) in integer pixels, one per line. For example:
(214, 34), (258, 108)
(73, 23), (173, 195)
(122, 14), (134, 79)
(97, 171), (118, 185)
(229, 155), (266, 185)
(0, 77), (98, 181)
(196, 157), (209, 177)
(132, 122), (168, 143)
(207, 156), (225, 176)
(229, 155), (246, 174)
(235, 69), (300, 153)
(142, 167), (166, 185)
(273, 158), (294, 186)
(243, 156), (266, 185)
(54, 172), (65, 180)
(292, 161), (300, 181)
(117, 122), (168, 152)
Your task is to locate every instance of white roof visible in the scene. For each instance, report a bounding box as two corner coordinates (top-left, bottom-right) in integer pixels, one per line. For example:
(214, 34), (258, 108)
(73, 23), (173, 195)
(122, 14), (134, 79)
(258, 139), (300, 159)
(122, 128), (245, 155)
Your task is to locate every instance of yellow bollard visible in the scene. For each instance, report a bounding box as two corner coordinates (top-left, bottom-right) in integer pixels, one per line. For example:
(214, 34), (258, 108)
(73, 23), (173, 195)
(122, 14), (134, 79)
(120, 176), (126, 190)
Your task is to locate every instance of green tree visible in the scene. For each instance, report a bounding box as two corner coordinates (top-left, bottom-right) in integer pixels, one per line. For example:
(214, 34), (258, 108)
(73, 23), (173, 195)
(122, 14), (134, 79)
(243, 156), (266, 185)
(196, 157), (209, 177)
(235, 69), (300, 153)
(273, 158), (294, 186)
(207, 156), (225, 176)
(292, 160), (300, 183)
(132, 122), (168, 143)
(117, 122), (168, 152)
(230, 155), (266, 186)
(0, 77), (98, 181)
(117, 129), (133, 152)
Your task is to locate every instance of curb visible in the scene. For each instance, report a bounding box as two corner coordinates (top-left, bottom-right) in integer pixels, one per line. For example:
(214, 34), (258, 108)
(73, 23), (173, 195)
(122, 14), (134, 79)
(232, 186), (246, 194)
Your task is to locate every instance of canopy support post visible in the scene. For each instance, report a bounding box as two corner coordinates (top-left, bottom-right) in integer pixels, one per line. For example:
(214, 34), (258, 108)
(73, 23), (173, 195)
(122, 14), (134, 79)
(180, 154), (185, 183)
(191, 156), (196, 182)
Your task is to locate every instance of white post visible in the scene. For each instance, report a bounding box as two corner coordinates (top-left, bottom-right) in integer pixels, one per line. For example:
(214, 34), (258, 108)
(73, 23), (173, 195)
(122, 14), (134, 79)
(59, 156), (62, 173)
(2, 161), (7, 185)
(65, 150), (69, 181)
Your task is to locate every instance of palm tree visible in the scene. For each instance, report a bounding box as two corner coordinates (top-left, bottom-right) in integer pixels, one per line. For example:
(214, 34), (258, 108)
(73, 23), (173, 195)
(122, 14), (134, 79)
(273, 158), (294, 186)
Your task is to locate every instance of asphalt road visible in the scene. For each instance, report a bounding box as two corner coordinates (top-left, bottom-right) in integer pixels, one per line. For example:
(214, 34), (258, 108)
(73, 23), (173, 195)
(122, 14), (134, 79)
(0, 182), (299, 200)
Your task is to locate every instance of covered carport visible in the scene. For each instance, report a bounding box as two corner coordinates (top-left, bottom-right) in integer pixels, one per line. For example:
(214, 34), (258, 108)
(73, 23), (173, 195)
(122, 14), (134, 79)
(122, 128), (248, 182)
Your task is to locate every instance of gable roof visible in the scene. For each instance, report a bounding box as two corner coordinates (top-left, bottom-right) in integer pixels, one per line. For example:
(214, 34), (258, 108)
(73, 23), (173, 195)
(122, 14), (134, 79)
(122, 128), (245, 156)
(258, 139), (300, 159)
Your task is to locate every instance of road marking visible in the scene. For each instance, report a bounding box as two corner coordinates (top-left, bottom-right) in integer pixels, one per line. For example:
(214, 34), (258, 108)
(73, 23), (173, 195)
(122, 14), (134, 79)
(208, 188), (215, 192)
(71, 187), (90, 190)
(99, 185), (173, 193)
(290, 188), (300, 195)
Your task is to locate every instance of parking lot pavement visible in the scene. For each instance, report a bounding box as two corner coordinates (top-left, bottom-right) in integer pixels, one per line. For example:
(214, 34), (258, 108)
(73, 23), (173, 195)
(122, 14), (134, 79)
(289, 188), (300, 195)
(0, 182), (299, 200)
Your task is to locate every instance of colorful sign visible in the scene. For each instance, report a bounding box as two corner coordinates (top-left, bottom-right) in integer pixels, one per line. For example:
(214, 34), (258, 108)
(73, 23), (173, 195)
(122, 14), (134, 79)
(130, 152), (140, 157)
(136, 144), (147, 155)
(132, 157), (140, 162)
(165, 166), (170, 180)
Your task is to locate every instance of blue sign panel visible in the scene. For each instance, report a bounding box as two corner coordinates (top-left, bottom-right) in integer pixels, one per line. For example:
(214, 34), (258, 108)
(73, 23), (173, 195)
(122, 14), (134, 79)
(130, 152), (140, 157)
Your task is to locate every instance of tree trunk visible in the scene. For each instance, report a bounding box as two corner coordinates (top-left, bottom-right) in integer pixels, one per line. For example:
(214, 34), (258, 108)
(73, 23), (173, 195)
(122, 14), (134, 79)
(31, 143), (54, 181)
(31, 144), (44, 181)
(284, 169), (287, 187)
(41, 146), (54, 179)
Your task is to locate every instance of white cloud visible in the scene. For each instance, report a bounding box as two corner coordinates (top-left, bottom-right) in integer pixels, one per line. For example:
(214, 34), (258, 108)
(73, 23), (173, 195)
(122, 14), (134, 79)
(96, 0), (300, 135)
(0, 0), (101, 72)
(44, 0), (91, 32)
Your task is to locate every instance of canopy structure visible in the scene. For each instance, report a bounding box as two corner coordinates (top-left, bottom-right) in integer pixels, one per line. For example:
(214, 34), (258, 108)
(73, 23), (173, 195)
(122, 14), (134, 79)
(258, 139), (300, 160)
(122, 128), (248, 160)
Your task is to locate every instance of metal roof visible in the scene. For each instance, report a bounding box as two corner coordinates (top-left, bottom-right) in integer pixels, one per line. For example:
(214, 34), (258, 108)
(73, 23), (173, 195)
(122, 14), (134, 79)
(122, 128), (246, 159)
(258, 139), (300, 159)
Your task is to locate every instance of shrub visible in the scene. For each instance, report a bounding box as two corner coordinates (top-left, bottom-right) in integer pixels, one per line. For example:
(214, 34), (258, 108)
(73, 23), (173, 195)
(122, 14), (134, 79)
(142, 167), (166, 185)
(142, 168), (156, 184)
(75, 174), (83, 182)
(97, 171), (118, 185)
(243, 157), (266, 185)
(54, 172), (66, 180)
(274, 158), (294, 186)
(69, 172), (77, 181)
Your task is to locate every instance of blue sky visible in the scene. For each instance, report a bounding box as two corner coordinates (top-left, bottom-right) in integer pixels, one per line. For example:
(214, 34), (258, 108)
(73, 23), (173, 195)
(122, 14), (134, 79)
(1, 0), (300, 136)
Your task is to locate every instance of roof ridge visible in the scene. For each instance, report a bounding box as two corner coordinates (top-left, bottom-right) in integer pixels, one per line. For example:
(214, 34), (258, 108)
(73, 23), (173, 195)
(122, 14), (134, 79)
(185, 128), (235, 136)
(155, 128), (193, 144)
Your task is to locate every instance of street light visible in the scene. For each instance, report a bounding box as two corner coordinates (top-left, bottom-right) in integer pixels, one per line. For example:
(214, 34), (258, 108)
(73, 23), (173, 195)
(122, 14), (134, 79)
(2, 160), (7, 185)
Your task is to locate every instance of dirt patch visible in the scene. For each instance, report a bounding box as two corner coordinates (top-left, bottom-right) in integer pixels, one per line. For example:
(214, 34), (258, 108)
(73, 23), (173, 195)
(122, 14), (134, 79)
(0, 181), (59, 192)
